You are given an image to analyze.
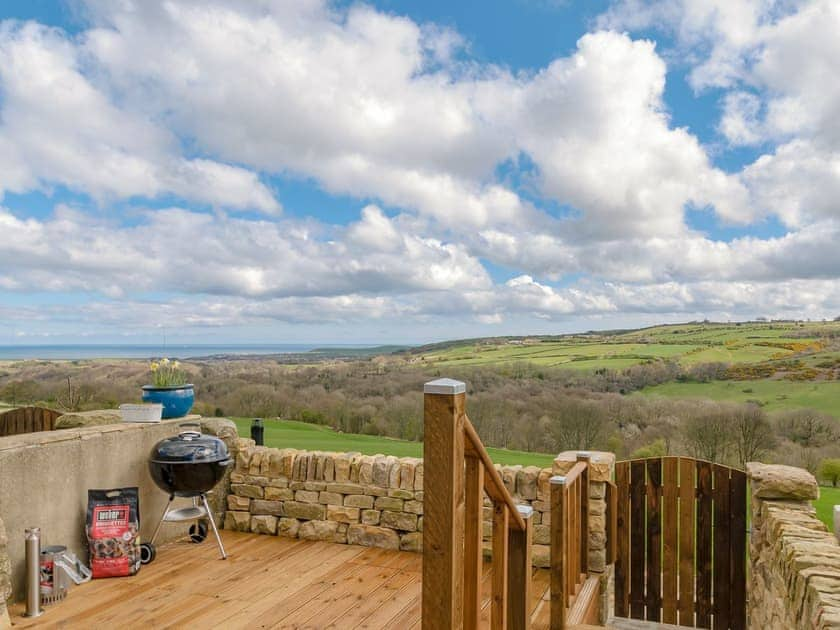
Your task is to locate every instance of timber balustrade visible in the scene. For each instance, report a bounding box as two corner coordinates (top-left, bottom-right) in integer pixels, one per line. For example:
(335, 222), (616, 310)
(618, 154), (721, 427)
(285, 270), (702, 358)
(422, 378), (533, 630)
(549, 454), (591, 629)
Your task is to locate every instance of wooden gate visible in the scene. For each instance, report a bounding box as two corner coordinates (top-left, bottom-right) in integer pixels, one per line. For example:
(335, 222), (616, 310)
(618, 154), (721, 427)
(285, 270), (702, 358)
(613, 456), (746, 629)
(0, 406), (62, 437)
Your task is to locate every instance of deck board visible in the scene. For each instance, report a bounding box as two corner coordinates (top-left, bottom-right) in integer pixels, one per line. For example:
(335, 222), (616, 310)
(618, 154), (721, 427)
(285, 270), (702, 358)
(9, 531), (553, 629)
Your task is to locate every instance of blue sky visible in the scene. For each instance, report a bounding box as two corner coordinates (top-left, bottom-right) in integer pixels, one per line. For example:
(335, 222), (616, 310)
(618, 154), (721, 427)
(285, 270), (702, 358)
(1, 0), (839, 344)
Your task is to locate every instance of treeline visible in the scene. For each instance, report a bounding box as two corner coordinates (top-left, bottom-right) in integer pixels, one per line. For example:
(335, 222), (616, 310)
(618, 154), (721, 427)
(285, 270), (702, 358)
(1, 358), (839, 474)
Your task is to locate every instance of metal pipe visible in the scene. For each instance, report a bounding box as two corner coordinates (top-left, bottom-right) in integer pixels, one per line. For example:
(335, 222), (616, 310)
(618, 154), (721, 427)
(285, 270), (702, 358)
(201, 493), (227, 560)
(24, 527), (43, 617)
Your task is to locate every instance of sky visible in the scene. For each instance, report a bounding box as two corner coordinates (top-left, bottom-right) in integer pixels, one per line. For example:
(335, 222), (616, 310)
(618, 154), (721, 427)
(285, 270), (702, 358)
(1, 0), (839, 345)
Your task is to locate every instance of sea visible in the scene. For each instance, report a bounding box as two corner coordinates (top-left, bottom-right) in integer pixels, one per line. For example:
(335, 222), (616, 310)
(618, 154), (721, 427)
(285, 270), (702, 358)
(0, 344), (378, 360)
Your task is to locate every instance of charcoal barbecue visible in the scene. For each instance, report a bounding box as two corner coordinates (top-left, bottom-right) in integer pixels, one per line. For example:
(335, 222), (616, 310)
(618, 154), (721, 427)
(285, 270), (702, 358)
(142, 423), (231, 562)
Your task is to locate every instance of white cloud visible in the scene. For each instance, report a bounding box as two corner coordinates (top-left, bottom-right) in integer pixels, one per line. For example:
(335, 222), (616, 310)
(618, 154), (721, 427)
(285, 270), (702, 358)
(0, 20), (280, 212)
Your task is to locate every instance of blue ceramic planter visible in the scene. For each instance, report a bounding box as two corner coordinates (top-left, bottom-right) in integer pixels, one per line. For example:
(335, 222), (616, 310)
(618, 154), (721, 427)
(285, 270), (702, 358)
(141, 384), (194, 419)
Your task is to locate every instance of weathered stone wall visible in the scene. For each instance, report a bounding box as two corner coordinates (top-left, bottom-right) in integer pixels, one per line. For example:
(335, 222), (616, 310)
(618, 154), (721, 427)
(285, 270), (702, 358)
(225, 445), (612, 571)
(747, 462), (840, 630)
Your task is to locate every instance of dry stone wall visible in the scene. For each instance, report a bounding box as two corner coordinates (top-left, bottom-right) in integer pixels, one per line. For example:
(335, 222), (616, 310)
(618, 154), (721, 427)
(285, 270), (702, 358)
(747, 462), (840, 630)
(225, 441), (585, 566)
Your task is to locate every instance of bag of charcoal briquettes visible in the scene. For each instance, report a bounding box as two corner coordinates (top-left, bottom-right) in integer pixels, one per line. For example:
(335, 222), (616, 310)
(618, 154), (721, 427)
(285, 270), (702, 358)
(86, 487), (141, 578)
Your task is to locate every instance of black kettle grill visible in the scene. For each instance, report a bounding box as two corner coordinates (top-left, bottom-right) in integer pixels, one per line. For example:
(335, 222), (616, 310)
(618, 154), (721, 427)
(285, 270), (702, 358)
(142, 423), (232, 563)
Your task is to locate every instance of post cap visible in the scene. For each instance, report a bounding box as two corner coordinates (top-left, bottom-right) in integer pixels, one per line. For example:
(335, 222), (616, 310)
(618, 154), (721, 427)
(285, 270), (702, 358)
(577, 451), (592, 458)
(549, 475), (566, 485)
(516, 505), (534, 518)
(424, 378), (466, 395)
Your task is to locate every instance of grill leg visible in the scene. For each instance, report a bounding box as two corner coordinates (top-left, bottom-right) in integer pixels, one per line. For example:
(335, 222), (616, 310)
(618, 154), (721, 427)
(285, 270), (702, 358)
(150, 495), (174, 546)
(201, 493), (227, 560)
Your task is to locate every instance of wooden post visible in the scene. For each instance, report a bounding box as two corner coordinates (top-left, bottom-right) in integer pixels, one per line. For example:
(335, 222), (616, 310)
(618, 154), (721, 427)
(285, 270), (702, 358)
(576, 453), (591, 576)
(550, 475), (567, 630)
(423, 378), (467, 630)
(464, 455), (485, 630)
(492, 501), (510, 629)
(508, 505), (533, 630)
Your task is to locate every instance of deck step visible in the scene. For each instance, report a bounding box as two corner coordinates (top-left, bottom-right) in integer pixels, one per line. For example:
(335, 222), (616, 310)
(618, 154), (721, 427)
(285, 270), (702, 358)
(567, 576), (601, 626)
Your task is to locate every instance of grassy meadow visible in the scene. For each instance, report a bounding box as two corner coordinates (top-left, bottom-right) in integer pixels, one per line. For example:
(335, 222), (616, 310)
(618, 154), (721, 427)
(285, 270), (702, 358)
(231, 417), (556, 467)
(814, 485), (840, 529)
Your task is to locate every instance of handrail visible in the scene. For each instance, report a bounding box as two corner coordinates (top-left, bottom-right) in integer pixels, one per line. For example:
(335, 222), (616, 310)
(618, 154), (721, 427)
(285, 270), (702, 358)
(550, 455), (591, 629)
(464, 415), (526, 531)
(422, 379), (532, 630)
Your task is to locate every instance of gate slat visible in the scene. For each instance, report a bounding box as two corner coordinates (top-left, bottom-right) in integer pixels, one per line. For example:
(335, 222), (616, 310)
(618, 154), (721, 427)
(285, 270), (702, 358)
(696, 461), (713, 628)
(729, 469), (747, 630)
(615, 460), (630, 618)
(646, 458), (662, 622)
(678, 457), (695, 627)
(662, 457), (679, 624)
(713, 466), (731, 629)
(630, 460), (646, 620)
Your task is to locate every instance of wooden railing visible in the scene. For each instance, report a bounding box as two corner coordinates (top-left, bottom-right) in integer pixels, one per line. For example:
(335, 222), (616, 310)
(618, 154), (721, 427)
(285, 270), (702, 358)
(422, 378), (534, 630)
(550, 454), (591, 629)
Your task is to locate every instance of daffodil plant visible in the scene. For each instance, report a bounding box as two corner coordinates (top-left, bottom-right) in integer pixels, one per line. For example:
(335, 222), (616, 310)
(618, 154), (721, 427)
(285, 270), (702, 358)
(149, 358), (188, 387)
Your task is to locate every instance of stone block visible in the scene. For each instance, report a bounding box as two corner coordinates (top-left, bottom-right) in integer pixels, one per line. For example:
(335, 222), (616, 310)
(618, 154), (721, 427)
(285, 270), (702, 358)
(365, 486), (387, 497)
(400, 460), (417, 490)
(251, 500), (284, 516)
(334, 455), (352, 482)
(244, 475), (270, 486)
(326, 482), (365, 495)
(295, 490), (320, 504)
(250, 515), (278, 535)
(553, 451), (615, 483)
(375, 496), (404, 511)
(227, 495), (250, 511)
(373, 456), (397, 487)
(404, 500), (423, 515)
(319, 491), (343, 505)
(516, 466), (541, 500)
(347, 525), (400, 550)
(747, 462), (819, 500)
(299, 520), (340, 542)
(400, 532), (423, 553)
(344, 494), (374, 509)
(327, 505), (360, 524)
(533, 524), (550, 545)
(284, 501), (325, 521)
(359, 456), (375, 484)
(532, 544), (550, 568)
(414, 462), (424, 491)
(388, 488), (413, 500)
(264, 487), (294, 501)
(389, 461), (401, 488)
(277, 517), (301, 538)
(501, 465), (520, 495)
(362, 509), (381, 525)
(418, 516), (423, 532)
(381, 511), (417, 531)
(224, 511), (250, 532)
(231, 483), (263, 499)
(324, 455), (335, 481)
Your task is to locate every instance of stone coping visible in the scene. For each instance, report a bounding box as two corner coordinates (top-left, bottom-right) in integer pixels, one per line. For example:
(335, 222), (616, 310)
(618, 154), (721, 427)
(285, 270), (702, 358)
(0, 414), (201, 452)
(553, 450), (615, 482)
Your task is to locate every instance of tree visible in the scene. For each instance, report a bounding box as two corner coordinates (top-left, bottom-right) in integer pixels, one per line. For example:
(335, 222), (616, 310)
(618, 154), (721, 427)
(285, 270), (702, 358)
(819, 459), (840, 487)
(732, 404), (776, 467)
(683, 409), (732, 463)
(549, 398), (605, 451)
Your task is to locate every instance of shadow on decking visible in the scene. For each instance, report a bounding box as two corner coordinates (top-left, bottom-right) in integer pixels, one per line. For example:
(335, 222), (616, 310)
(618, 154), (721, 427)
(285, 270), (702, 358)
(9, 531), (554, 629)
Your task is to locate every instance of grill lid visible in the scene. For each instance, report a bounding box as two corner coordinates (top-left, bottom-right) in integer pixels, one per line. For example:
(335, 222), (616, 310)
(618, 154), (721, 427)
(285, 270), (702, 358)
(150, 423), (229, 464)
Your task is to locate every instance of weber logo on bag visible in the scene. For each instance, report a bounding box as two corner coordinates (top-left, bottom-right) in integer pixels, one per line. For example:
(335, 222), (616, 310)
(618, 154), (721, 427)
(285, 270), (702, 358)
(86, 488), (141, 578)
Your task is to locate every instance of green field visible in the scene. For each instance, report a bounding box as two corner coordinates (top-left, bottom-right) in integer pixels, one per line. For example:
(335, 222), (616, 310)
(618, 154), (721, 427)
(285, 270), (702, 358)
(814, 486), (840, 529)
(416, 321), (838, 371)
(231, 418), (556, 467)
(640, 380), (840, 417)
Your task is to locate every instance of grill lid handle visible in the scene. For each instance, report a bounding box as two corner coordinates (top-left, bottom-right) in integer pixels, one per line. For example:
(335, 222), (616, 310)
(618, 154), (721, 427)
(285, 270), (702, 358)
(178, 421), (201, 440)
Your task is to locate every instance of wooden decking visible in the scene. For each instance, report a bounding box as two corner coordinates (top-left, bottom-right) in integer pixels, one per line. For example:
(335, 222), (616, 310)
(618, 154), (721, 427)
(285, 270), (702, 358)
(10, 531), (555, 629)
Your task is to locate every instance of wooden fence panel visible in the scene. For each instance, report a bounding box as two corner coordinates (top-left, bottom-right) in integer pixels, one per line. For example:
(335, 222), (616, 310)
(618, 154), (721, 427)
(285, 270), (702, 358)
(678, 457), (696, 627)
(646, 458), (662, 622)
(614, 461), (630, 618)
(713, 466), (731, 630)
(729, 469), (747, 630)
(662, 457), (679, 625)
(0, 406), (60, 437)
(629, 460), (646, 619)
(695, 461), (713, 628)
